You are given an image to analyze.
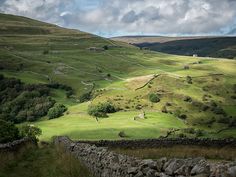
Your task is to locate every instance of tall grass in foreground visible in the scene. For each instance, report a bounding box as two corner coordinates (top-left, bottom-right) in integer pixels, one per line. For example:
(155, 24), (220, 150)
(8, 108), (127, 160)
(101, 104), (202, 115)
(0, 144), (93, 177)
(112, 145), (236, 161)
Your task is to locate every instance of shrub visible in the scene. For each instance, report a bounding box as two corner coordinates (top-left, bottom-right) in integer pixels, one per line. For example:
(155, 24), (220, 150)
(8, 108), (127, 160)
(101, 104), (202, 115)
(103, 45), (109, 50)
(161, 106), (168, 113)
(118, 131), (127, 138)
(186, 76), (192, 84)
(47, 104), (67, 119)
(217, 116), (230, 124)
(0, 120), (20, 143)
(212, 106), (226, 115)
(20, 124), (42, 142)
(43, 50), (49, 54)
(184, 65), (190, 70)
(88, 102), (116, 117)
(195, 129), (204, 137)
(149, 93), (160, 103)
(79, 92), (92, 103)
(231, 95), (236, 99)
(178, 114), (187, 120)
(183, 96), (192, 102)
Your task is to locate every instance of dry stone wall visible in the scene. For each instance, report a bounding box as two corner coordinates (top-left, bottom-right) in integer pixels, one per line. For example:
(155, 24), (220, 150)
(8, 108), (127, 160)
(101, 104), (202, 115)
(0, 138), (33, 152)
(0, 138), (35, 168)
(54, 136), (236, 177)
(77, 138), (236, 149)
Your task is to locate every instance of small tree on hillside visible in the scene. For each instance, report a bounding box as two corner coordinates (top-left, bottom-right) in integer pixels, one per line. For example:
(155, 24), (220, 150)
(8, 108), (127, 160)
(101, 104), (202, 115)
(186, 76), (192, 84)
(47, 104), (67, 119)
(149, 93), (160, 103)
(20, 125), (42, 142)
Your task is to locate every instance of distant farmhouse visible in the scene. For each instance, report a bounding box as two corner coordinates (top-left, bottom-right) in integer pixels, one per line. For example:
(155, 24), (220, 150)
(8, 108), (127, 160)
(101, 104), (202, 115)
(87, 47), (105, 52)
(193, 54), (198, 57)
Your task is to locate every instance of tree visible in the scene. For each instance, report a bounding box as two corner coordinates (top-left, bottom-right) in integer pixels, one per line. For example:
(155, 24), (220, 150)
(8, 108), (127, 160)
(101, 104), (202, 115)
(47, 104), (67, 119)
(0, 120), (20, 143)
(103, 45), (109, 50)
(149, 93), (160, 103)
(186, 76), (192, 84)
(88, 102), (116, 118)
(20, 124), (42, 142)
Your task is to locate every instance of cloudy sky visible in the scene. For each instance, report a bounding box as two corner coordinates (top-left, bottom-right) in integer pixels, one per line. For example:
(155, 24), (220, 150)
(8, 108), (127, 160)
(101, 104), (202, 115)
(0, 0), (236, 37)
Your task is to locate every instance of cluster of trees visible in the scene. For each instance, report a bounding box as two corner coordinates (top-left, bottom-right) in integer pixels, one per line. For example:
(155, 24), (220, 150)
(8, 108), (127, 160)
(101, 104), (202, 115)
(0, 75), (55, 123)
(88, 102), (117, 117)
(0, 75), (68, 123)
(0, 119), (42, 143)
(0, 75), (70, 143)
(47, 104), (67, 119)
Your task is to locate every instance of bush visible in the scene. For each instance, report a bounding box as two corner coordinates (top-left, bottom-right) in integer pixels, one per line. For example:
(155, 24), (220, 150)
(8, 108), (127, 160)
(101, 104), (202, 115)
(183, 96), (192, 102)
(43, 50), (49, 54)
(161, 106), (168, 113)
(212, 106), (226, 115)
(186, 76), (192, 84)
(178, 114), (187, 119)
(103, 45), (109, 50)
(47, 104), (67, 119)
(88, 102), (116, 117)
(195, 129), (204, 137)
(0, 120), (20, 143)
(79, 92), (92, 103)
(20, 124), (42, 142)
(118, 131), (127, 138)
(149, 93), (160, 103)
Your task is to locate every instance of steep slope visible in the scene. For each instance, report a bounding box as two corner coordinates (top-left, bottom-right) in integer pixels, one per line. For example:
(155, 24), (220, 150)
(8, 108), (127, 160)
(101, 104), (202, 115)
(0, 13), (137, 96)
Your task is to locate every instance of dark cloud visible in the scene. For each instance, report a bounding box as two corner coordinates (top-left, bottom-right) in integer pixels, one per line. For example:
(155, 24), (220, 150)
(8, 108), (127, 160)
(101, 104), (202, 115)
(122, 10), (138, 23)
(0, 0), (236, 36)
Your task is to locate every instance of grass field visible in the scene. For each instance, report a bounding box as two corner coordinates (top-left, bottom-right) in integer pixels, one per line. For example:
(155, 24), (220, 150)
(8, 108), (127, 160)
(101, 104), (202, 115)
(33, 103), (186, 141)
(0, 144), (92, 177)
(112, 145), (236, 161)
(1, 13), (236, 140)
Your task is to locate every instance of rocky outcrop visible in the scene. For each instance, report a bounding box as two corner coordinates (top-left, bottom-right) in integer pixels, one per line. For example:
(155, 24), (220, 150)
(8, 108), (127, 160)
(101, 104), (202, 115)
(54, 136), (236, 177)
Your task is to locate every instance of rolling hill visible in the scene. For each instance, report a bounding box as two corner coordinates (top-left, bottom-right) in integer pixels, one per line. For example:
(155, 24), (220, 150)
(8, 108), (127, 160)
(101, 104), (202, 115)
(112, 36), (236, 59)
(0, 13), (236, 140)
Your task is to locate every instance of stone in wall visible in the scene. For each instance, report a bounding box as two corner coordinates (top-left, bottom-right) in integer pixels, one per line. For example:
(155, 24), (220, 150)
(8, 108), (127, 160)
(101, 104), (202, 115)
(54, 136), (236, 177)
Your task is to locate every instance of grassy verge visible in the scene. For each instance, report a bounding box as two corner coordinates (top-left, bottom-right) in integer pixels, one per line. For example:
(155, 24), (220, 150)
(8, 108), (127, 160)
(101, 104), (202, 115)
(0, 144), (92, 177)
(112, 145), (236, 161)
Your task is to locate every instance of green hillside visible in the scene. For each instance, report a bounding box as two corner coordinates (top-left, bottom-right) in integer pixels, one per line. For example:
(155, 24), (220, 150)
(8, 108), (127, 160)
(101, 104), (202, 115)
(0, 13), (236, 140)
(113, 36), (236, 59)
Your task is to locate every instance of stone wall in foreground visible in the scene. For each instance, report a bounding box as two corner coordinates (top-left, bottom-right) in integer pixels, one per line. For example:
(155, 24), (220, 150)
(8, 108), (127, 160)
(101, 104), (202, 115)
(0, 138), (33, 152)
(54, 136), (236, 177)
(0, 138), (35, 168)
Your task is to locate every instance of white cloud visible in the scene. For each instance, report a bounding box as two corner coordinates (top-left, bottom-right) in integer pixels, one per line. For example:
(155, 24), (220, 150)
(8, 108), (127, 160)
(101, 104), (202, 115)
(0, 0), (236, 36)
